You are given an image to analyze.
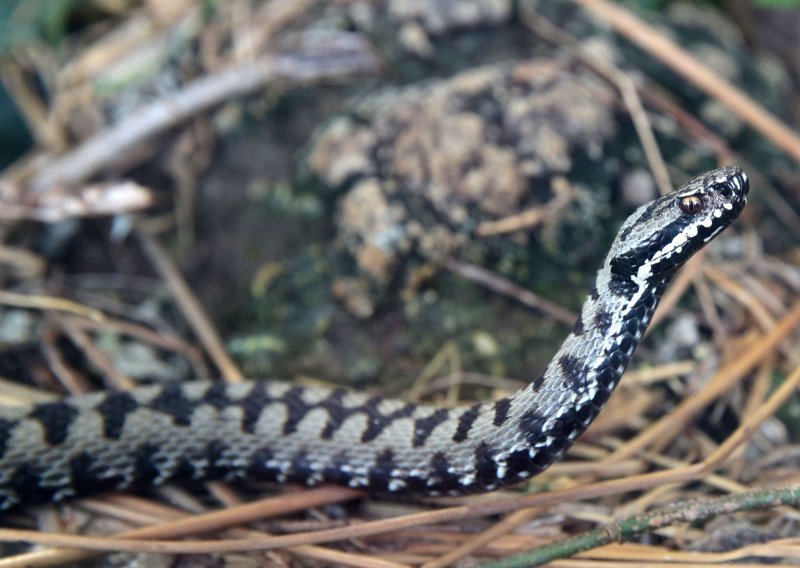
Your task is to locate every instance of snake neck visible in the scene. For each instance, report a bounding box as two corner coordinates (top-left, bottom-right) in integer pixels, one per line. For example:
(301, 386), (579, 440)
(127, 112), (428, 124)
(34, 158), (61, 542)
(463, 266), (673, 492)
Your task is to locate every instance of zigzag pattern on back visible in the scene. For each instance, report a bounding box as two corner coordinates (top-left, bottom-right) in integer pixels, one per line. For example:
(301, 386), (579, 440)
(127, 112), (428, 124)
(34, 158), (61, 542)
(0, 167), (748, 510)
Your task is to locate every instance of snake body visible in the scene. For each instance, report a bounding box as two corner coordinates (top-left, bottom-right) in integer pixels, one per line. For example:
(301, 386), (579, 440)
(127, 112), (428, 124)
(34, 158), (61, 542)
(0, 167), (748, 510)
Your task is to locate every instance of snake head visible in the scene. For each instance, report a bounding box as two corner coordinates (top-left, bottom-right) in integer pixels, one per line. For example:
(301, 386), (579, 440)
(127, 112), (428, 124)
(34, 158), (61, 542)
(609, 166), (748, 285)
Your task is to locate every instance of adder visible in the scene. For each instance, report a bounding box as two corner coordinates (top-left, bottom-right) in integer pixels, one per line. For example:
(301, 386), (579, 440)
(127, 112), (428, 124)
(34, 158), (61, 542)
(0, 166), (748, 510)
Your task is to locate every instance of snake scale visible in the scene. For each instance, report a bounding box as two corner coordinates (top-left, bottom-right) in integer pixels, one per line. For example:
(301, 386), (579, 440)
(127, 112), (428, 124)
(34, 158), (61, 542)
(0, 167), (748, 510)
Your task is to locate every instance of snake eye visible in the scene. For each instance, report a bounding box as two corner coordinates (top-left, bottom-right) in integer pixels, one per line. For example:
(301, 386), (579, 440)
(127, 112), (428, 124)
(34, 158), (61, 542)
(679, 195), (703, 215)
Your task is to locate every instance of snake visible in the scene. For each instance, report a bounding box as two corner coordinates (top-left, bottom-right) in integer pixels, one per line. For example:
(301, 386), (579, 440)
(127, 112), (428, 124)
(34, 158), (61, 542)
(0, 166), (748, 510)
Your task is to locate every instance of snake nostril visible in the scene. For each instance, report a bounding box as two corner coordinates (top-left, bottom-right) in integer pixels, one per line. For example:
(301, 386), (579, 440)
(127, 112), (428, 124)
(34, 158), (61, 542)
(720, 184), (732, 199)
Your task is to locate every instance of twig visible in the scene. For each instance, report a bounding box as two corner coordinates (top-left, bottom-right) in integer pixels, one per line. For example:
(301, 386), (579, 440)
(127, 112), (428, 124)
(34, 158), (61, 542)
(565, 539), (800, 565)
(573, 0), (800, 163)
(406, 342), (462, 405)
(480, 484), (800, 568)
(639, 451), (747, 495)
(521, 11), (672, 196)
(691, 269), (728, 347)
(742, 166), (800, 241)
(609, 301), (800, 460)
(40, 319), (91, 395)
(414, 372), (525, 399)
(637, 86), (734, 163)
(0, 290), (105, 322)
(0, 245), (47, 278)
(0, 487), (363, 568)
(703, 266), (775, 330)
(546, 456), (645, 479)
(233, 0), (318, 58)
(444, 257), (576, 326)
(624, 361), (696, 385)
(0, 464), (734, 556)
(614, 70), (671, 196)
(647, 251), (704, 330)
(475, 177), (576, 236)
(28, 33), (378, 191)
(54, 313), (134, 391)
(702, 266), (800, 367)
(61, 313), (212, 381)
(0, 60), (63, 151)
(697, 361), (800, 474)
(135, 229), (243, 382)
(0, 180), (153, 222)
(0, 377), (56, 406)
(422, 508), (541, 568)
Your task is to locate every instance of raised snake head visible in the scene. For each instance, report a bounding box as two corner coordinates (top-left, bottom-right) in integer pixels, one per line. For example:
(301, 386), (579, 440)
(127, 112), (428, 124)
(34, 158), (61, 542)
(608, 166), (749, 286)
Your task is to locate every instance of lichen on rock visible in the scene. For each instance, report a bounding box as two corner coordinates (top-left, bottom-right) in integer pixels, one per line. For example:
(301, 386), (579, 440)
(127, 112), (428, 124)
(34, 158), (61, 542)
(308, 59), (618, 293)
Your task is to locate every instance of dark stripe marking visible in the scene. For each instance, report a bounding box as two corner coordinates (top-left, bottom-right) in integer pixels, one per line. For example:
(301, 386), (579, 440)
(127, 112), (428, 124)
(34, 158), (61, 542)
(204, 439), (229, 480)
(95, 391), (138, 440)
(323, 451), (356, 487)
(573, 402), (597, 428)
(473, 442), (498, 487)
(430, 451), (450, 477)
(593, 310), (612, 336)
(519, 410), (548, 445)
(572, 314), (585, 335)
(429, 451), (461, 490)
(132, 443), (162, 485)
(360, 400), (416, 443)
(492, 398), (512, 427)
(617, 332), (634, 355)
(202, 382), (233, 409)
(149, 383), (195, 427)
(280, 386), (310, 435)
(607, 272), (638, 298)
(69, 451), (125, 496)
(558, 354), (585, 390)
(8, 464), (52, 506)
(289, 449), (314, 479)
(318, 390), (349, 440)
(619, 199), (660, 241)
(607, 349), (626, 371)
(369, 448), (397, 491)
(531, 371), (546, 393)
(244, 445), (277, 480)
(452, 404), (481, 443)
(505, 448), (539, 481)
(28, 402), (79, 445)
(412, 408), (450, 447)
(241, 382), (275, 434)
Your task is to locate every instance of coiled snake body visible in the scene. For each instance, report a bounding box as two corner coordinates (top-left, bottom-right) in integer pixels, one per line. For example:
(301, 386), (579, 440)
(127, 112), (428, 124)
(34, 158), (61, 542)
(0, 167), (748, 510)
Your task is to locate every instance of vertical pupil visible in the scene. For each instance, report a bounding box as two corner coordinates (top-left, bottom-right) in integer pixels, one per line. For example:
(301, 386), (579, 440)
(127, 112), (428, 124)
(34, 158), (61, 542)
(681, 196), (701, 214)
